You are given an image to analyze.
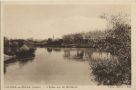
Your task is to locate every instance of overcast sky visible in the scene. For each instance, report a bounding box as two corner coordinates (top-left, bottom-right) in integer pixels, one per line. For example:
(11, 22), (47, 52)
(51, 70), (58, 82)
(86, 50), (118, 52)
(4, 4), (130, 39)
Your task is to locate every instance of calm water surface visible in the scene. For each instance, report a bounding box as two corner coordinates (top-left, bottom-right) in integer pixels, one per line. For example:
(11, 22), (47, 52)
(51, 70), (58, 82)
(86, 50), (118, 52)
(4, 48), (115, 85)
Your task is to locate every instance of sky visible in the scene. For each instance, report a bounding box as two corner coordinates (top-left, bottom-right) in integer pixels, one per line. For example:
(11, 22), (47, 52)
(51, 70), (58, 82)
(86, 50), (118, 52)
(3, 4), (130, 39)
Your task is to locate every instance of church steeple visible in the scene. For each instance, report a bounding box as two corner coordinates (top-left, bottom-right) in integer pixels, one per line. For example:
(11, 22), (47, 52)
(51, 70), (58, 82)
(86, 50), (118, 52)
(53, 35), (54, 39)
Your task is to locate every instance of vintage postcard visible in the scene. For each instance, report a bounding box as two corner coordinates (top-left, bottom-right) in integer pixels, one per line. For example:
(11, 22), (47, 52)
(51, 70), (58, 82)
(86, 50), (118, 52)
(0, 0), (136, 90)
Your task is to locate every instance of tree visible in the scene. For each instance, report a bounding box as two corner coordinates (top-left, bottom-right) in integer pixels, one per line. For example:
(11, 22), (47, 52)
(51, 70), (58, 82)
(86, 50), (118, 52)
(47, 38), (53, 45)
(100, 13), (131, 45)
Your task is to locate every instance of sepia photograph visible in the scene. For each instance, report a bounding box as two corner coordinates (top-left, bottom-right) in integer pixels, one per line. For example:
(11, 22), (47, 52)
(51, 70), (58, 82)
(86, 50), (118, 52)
(1, 0), (135, 90)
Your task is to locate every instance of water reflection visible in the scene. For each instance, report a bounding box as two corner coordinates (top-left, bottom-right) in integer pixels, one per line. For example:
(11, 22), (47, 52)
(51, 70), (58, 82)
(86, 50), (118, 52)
(52, 48), (61, 52)
(47, 48), (52, 52)
(63, 48), (114, 62)
(5, 48), (118, 85)
(91, 52), (115, 60)
(4, 55), (35, 74)
(47, 48), (61, 52)
(18, 56), (35, 67)
(62, 48), (121, 85)
(64, 49), (86, 61)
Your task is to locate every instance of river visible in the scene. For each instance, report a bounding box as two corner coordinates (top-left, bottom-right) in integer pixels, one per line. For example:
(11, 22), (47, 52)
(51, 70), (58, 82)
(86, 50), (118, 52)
(4, 48), (116, 85)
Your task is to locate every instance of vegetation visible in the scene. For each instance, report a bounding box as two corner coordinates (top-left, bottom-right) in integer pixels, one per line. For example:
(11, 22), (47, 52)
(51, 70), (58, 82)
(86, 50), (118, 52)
(89, 14), (131, 85)
(4, 38), (36, 58)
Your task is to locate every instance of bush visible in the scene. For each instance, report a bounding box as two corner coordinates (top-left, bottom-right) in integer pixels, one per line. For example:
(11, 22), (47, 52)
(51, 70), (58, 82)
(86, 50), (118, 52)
(89, 54), (131, 85)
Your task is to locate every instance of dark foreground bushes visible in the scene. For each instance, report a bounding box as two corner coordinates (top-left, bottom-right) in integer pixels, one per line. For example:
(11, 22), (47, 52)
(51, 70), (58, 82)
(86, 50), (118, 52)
(89, 52), (131, 85)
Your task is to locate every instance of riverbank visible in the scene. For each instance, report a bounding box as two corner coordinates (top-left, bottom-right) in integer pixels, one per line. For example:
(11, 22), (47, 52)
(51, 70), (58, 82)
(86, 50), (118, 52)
(4, 38), (36, 61)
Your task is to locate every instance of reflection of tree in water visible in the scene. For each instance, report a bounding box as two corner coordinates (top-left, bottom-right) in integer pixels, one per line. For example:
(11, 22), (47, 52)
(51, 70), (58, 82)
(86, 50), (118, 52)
(63, 48), (122, 85)
(74, 50), (84, 59)
(47, 48), (52, 52)
(4, 63), (7, 74)
(4, 58), (18, 74)
(64, 50), (84, 59)
(63, 49), (90, 61)
(52, 48), (61, 52)
(91, 51), (115, 60)
(47, 48), (61, 52)
(18, 56), (35, 67)
(4, 55), (35, 73)
(64, 49), (71, 59)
